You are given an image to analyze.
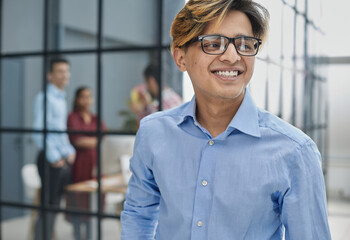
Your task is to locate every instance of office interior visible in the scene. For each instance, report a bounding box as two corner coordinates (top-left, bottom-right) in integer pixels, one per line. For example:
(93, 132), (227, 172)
(0, 0), (349, 239)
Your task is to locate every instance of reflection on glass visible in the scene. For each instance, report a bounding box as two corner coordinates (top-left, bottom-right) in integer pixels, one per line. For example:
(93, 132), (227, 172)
(103, 0), (158, 48)
(1, 0), (44, 53)
(1, 57), (43, 129)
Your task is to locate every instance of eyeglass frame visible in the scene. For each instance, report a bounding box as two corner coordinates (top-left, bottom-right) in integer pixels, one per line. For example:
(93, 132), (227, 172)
(189, 34), (262, 56)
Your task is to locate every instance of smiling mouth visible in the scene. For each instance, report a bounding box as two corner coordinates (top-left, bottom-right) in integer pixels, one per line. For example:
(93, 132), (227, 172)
(212, 70), (242, 78)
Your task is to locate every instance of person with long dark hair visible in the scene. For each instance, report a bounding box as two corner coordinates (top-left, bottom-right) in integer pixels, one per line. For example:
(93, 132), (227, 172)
(66, 86), (106, 240)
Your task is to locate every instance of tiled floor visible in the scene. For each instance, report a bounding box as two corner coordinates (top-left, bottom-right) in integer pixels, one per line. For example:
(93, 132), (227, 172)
(2, 199), (350, 239)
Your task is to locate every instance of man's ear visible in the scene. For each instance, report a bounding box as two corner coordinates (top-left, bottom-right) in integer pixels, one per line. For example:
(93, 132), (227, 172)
(173, 47), (187, 72)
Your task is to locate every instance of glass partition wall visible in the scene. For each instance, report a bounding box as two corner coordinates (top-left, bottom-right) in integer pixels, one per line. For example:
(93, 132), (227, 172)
(250, 0), (328, 172)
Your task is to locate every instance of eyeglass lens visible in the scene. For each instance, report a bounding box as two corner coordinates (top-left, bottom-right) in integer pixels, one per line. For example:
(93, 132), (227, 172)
(202, 36), (259, 55)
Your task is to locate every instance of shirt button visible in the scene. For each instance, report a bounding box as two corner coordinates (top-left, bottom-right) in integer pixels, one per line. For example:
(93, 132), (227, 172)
(209, 140), (214, 146)
(197, 220), (203, 227)
(202, 180), (208, 186)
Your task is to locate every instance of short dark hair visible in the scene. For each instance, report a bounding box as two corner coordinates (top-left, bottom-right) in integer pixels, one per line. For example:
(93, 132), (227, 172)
(49, 58), (70, 72)
(73, 86), (90, 110)
(143, 63), (160, 84)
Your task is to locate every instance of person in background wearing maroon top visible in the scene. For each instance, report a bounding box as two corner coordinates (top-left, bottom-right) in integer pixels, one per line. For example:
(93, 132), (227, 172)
(66, 86), (106, 240)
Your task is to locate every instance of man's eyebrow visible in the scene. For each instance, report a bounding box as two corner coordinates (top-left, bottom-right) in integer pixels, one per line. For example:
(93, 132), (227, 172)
(210, 33), (253, 38)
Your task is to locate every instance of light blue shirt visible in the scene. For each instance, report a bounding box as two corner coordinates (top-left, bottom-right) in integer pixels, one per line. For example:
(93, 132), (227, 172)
(32, 83), (75, 163)
(121, 89), (331, 240)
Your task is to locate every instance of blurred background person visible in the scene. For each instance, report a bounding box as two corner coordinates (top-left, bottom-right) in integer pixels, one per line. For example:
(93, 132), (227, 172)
(32, 58), (76, 240)
(130, 63), (182, 122)
(65, 86), (106, 240)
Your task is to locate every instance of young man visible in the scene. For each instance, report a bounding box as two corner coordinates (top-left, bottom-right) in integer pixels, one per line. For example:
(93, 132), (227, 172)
(121, 0), (331, 239)
(32, 58), (76, 240)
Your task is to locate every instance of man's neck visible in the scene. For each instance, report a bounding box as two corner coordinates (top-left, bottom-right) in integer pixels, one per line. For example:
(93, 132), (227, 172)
(196, 93), (244, 138)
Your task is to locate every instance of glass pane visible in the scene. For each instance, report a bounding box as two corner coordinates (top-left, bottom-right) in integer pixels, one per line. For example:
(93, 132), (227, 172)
(161, 50), (183, 108)
(265, 0), (283, 62)
(64, 54), (98, 115)
(48, 0), (98, 50)
(1, 0), (44, 53)
(103, 0), (159, 48)
(297, 0), (306, 13)
(162, 0), (186, 45)
(267, 64), (281, 116)
(102, 218), (122, 240)
(282, 70), (293, 123)
(295, 73), (305, 129)
(1, 57), (42, 129)
(1, 133), (40, 206)
(308, 0), (322, 24)
(282, 6), (295, 60)
(284, 0), (295, 7)
(1, 206), (33, 239)
(250, 59), (268, 110)
(295, 15), (305, 58)
(102, 51), (156, 132)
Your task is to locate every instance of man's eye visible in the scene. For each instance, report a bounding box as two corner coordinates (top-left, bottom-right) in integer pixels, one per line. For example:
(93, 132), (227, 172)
(204, 43), (220, 48)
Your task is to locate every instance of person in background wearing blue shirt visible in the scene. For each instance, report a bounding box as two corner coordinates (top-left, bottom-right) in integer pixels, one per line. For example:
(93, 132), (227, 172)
(121, 0), (331, 239)
(32, 58), (76, 240)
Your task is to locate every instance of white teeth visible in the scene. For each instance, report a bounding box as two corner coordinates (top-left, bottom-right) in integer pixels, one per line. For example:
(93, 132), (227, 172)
(215, 70), (238, 77)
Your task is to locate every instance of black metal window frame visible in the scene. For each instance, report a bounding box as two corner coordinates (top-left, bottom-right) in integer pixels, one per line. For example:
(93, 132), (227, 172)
(0, 0), (167, 239)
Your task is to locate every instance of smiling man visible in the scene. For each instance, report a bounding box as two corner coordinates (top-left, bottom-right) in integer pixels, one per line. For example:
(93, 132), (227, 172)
(121, 0), (331, 239)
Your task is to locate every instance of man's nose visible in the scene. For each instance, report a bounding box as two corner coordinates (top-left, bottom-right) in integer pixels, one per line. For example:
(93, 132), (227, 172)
(219, 42), (241, 63)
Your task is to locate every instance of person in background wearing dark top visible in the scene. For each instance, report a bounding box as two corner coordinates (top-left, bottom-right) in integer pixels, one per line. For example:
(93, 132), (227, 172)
(66, 86), (106, 240)
(32, 58), (76, 240)
(130, 63), (182, 121)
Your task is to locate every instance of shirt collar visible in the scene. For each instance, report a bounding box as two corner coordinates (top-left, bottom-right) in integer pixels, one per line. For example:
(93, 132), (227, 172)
(177, 89), (261, 138)
(48, 83), (66, 98)
(227, 89), (261, 138)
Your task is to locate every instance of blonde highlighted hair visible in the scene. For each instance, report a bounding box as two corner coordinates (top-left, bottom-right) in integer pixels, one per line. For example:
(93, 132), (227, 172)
(170, 0), (269, 53)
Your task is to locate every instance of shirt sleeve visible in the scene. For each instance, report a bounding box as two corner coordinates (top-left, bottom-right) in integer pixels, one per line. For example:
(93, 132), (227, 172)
(121, 123), (160, 239)
(32, 93), (75, 163)
(281, 139), (331, 240)
(32, 93), (44, 149)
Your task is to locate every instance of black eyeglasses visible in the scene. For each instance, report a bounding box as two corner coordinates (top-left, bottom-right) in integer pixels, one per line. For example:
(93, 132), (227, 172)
(190, 34), (262, 56)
